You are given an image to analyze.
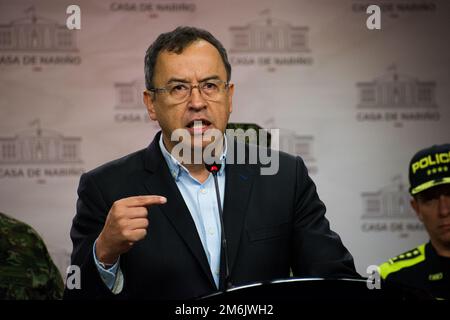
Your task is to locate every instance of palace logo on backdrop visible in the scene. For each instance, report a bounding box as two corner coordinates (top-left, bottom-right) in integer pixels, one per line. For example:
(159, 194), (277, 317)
(112, 79), (161, 135)
(360, 176), (425, 238)
(228, 9), (313, 72)
(352, 0), (437, 19)
(263, 118), (317, 175)
(355, 66), (440, 127)
(0, 119), (84, 184)
(114, 79), (148, 123)
(277, 129), (317, 175)
(109, 1), (196, 19)
(0, 5), (81, 70)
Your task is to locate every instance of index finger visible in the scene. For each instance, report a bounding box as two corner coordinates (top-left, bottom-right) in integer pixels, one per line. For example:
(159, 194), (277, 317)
(119, 195), (167, 207)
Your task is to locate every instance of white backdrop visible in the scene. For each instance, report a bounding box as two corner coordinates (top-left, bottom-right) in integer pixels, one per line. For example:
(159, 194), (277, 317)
(0, 0), (449, 278)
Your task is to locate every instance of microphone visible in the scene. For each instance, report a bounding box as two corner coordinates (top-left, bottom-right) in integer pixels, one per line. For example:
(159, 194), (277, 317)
(205, 162), (232, 291)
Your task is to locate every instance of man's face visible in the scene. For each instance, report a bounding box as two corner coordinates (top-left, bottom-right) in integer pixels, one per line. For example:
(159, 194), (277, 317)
(144, 39), (234, 153)
(411, 184), (450, 248)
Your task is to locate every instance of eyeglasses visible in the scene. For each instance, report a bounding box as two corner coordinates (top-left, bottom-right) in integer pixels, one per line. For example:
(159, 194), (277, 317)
(148, 79), (230, 103)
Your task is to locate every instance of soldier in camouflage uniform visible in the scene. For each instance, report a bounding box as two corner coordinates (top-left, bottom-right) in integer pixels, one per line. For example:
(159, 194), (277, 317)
(0, 212), (64, 299)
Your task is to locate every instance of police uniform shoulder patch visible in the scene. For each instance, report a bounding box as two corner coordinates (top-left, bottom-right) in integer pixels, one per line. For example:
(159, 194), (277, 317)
(378, 243), (426, 280)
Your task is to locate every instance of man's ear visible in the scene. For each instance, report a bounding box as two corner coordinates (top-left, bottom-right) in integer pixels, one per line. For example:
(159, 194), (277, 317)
(411, 198), (424, 222)
(143, 91), (158, 121)
(227, 83), (234, 114)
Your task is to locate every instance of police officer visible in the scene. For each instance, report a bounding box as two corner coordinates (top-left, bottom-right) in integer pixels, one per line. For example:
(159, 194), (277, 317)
(0, 212), (64, 299)
(379, 144), (450, 300)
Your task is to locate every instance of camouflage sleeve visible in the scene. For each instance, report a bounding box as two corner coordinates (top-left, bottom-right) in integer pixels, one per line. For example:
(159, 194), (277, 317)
(0, 212), (64, 300)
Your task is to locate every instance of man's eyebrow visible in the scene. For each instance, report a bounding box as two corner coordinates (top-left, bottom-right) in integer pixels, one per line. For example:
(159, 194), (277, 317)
(198, 75), (221, 82)
(167, 77), (189, 84)
(166, 75), (221, 84)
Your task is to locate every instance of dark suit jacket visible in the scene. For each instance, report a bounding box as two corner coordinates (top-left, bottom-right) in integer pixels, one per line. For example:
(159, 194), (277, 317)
(64, 131), (358, 299)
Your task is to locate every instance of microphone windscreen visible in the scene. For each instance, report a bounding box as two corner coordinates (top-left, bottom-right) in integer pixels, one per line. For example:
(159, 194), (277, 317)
(205, 163), (221, 173)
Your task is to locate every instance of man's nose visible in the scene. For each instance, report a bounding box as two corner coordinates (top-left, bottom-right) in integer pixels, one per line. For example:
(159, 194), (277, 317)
(188, 86), (207, 110)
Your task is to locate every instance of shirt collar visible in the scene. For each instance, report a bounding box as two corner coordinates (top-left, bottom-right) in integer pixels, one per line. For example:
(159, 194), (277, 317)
(159, 132), (227, 181)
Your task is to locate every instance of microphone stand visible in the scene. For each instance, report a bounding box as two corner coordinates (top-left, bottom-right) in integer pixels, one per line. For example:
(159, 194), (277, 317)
(205, 163), (232, 291)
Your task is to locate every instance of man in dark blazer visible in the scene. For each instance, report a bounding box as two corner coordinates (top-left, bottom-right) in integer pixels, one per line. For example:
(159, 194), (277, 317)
(65, 26), (358, 300)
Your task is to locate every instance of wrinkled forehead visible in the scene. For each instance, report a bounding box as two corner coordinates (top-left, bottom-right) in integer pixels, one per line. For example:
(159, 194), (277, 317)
(154, 40), (227, 83)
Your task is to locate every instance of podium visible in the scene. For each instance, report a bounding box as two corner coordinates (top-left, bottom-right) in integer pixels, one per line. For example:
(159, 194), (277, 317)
(200, 278), (432, 300)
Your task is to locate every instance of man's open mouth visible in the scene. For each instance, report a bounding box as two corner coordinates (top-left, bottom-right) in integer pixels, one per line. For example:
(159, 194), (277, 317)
(186, 120), (212, 134)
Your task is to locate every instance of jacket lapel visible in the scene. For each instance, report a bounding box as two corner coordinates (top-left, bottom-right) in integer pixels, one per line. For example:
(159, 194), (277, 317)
(143, 132), (216, 289)
(222, 141), (256, 277)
